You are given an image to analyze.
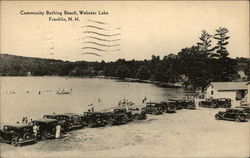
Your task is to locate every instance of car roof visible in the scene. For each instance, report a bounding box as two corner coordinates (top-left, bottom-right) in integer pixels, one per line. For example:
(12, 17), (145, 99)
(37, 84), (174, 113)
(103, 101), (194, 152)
(33, 118), (58, 123)
(146, 101), (161, 104)
(102, 106), (126, 112)
(3, 124), (33, 128)
(131, 105), (146, 108)
(161, 101), (174, 103)
(62, 113), (79, 116)
(84, 111), (102, 114)
(227, 108), (244, 111)
(44, 114), (58, 116)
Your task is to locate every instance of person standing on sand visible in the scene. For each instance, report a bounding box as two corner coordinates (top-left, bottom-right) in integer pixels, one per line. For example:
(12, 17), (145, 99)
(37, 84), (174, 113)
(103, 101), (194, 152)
(88, 104), (91, 112)
(22, 117), (25, 124)
(91, 104), (95, 112)
(25, 117), (28, 124)
(55, 123), (61, 139)
(33, 123), (39, 138)
(87, 104), (94, 112)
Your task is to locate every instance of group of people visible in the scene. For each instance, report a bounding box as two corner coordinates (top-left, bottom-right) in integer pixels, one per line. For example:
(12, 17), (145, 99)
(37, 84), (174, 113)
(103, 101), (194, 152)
(87, 103), (95, 112)
(118, 99), (135, 107)
(31, 122), (61, 139)
(56, 88), (72, 95)
(16, 117), (31, 124)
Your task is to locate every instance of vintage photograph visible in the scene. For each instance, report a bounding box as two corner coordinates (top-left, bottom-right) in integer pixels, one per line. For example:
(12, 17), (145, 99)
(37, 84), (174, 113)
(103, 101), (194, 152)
(0, 1), (249, 157)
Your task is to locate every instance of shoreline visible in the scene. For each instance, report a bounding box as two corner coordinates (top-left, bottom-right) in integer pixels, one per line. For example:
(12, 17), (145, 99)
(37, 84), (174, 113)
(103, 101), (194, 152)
(0, 75), (196, 91)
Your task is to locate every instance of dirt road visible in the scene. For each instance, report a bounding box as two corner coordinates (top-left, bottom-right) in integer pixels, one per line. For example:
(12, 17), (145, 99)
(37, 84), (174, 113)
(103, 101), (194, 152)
(1, 107), (249, 157)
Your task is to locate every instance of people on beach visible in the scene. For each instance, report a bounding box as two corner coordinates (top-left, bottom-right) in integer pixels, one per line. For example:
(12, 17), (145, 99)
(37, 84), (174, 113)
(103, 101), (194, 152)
(142, 96), (147, 103)
(55, 123), (61, 139)
(88, 104), (95, 112)
(25, 117), (28, 124)
(33, 123), (39, 138)
(22, 117), (26, 124)
(118, 100), (122, 106)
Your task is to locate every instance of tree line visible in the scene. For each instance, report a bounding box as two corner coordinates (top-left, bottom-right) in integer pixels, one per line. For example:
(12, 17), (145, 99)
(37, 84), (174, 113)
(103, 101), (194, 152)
(0, 27), (249, 90)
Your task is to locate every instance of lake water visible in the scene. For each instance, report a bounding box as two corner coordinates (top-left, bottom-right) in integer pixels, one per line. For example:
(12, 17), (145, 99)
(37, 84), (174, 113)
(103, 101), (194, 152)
(0, 77), (198, 125)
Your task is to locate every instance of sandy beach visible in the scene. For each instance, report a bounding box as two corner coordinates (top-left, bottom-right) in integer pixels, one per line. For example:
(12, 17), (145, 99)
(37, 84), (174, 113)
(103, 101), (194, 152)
(1, 107), (249, 158)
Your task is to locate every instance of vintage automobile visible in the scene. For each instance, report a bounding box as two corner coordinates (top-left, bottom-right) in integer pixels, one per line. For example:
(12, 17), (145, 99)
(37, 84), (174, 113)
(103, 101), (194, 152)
(181, 99), (196, 109)
(199, 98), (231, 108)
(102, 107), (131, 125)
(160, 101), (177, 113)
(127, 105), (147, 120)
(80, 112), (108, 128)
(215, 108), (248, 122)
(31, 118), (58, 140)
(0, 124), (36, 147)
(168, 99), (183, 110)
(216, 98), (232, 108)
(145, 102), (164, 115)
(236, 105), (250, 120)
(43, 113), (82, 131)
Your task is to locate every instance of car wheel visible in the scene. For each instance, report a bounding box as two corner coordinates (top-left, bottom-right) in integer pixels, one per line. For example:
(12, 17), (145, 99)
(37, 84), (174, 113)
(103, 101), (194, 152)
(134, 114), (140, 120)
(10, 137), (19, 147)
(41, 132), (48, 140)
(159, 108), (164, 113)
(23, 133), (32, 139)
(122, 116), (128, 123)
(152, 110), (158, 115)
(235, 116), (242, 122)
(106, 119), (114, 126)
(215, 114), (221, 120)
(88, 122), (94, 128)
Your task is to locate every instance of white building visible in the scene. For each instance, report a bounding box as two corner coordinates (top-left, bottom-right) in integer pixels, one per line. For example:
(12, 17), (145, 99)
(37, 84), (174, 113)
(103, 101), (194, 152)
(204, 82), (248, 101)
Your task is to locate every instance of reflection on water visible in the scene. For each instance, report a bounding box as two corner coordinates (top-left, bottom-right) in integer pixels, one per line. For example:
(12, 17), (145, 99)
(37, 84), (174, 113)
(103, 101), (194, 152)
(0, 77), (198, 125)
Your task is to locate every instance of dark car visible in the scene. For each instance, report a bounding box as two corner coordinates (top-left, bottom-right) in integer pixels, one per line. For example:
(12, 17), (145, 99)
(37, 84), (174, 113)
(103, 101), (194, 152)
(102, 107), (130, 125)
(127, 105), (147, 120)
(112, 107), (133, 121)
(43, 113), (82, 131)
(168, 99), (183, 110)
(199, 98), (231, 108)
(236, 105), (250, 120)
(182, 99), (196, 109)
(145, 102), (164, 115)
(215, 108), (248, 122)
(216, 98), (232, 108)
(160, 101), (177, 113)
(80, 112), (108, 128)
(31, 118), (58, 140)
(0, 124), (36, 147)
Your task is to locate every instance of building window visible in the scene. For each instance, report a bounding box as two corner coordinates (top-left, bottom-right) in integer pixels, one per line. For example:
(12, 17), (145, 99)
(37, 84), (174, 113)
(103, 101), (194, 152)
(211, 85), (213, 88)
(211, 90), (213, 95)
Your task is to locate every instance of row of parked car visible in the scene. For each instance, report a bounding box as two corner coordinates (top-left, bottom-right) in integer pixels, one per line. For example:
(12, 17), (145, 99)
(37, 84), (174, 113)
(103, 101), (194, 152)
(198, 98), (250, 122)
(215, 104), (250, 122)
(0, 98), (196, 147)
(199, 98), (232, 108)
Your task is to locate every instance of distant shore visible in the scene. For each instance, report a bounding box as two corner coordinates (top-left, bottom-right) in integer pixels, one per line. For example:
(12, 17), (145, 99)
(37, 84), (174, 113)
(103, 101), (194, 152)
(0, 75), (187, 89)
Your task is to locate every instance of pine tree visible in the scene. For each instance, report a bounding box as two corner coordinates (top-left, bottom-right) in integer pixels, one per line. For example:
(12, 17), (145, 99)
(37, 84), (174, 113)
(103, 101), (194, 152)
(197, 30), (213, 56)
(212, 27), (230, 58)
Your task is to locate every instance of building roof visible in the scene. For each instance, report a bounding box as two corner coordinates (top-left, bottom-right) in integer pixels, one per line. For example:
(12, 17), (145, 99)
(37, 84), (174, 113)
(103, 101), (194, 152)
(205, 82), (248, 91)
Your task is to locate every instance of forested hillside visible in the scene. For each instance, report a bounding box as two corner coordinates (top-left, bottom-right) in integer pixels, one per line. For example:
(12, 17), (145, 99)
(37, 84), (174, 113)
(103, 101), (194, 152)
(1, 27), (249, 89)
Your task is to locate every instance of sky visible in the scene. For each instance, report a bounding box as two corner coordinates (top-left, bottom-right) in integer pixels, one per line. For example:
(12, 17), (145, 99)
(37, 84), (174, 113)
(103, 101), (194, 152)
(1, 1), (249, 62)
